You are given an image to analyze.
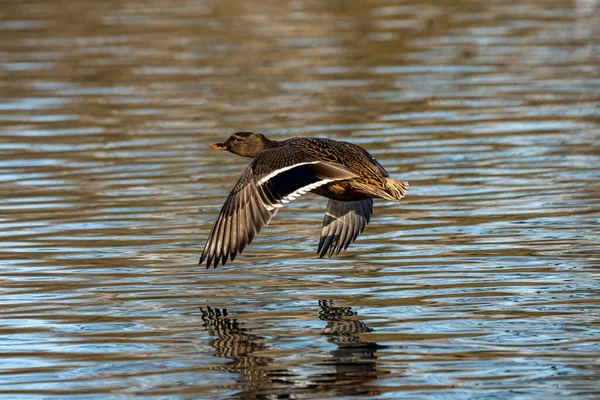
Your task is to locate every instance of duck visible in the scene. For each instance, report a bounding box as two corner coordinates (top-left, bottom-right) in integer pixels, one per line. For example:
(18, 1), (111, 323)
(200, 132), (408, 268)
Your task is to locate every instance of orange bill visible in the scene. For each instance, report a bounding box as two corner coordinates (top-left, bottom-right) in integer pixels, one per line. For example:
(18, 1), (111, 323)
(210, 142), (227, 150)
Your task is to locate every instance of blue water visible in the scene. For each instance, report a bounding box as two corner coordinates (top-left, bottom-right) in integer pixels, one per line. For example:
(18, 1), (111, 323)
(1, 0), (599, 398)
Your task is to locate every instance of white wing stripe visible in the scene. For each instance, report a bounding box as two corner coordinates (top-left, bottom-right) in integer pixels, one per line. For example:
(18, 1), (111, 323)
(281, 179), (333, 202)
(256, 161), (320, 185)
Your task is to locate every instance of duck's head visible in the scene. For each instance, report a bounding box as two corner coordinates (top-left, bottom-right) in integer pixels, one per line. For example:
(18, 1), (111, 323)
(210, 132), (275, 158)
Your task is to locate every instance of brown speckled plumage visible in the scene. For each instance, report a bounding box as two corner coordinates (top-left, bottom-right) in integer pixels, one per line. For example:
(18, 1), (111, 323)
(200, 132), (409, 268)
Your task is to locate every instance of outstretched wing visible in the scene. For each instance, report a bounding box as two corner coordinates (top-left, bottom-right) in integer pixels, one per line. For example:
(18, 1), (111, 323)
(200, 146), (357, 268)
(318, 198), (373, 258)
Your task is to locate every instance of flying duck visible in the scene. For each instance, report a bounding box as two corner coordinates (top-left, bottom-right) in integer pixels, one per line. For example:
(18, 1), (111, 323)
(200, 132), (408, 268)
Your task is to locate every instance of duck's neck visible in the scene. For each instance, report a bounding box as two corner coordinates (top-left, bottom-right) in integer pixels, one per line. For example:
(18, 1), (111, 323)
(251, 136), (280, 157)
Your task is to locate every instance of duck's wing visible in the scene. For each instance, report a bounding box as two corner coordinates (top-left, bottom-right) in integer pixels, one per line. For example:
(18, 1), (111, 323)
(200, 146), (357, 268)
(318, 198), (373, 258)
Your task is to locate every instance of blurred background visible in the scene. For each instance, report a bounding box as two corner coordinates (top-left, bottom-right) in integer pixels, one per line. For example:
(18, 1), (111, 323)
(1, 0), (599, 398)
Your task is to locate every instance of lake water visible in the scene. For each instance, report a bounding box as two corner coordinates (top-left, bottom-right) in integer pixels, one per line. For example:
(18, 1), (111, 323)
(1, 0), (599, 398)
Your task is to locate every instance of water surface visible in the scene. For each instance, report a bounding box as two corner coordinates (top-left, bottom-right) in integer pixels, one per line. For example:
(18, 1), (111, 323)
(1, 0), (599, 398)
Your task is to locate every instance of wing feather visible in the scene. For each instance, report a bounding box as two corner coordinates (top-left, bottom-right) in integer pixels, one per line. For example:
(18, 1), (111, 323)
(318, 198), (373, 258)
(200, 146), (356, 268)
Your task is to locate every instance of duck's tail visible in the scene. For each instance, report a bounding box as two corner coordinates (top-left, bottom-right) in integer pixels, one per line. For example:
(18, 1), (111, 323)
(352, 178), (409, 201)
(382, 178), (409, 201)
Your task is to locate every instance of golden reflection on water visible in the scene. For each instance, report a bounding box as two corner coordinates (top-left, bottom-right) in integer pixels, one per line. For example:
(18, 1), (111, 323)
(0, 0), (599, 398)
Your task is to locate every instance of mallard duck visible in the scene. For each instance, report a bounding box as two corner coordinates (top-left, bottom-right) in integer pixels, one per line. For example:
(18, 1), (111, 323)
(200, 132), (408, 268)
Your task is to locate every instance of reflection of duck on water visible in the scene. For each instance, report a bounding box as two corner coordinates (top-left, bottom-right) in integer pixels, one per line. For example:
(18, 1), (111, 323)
(200, 306), (279, 398)
(200, 301), (385, 397)
(318, 300), (386, 396)
(319, 299), (375, 344)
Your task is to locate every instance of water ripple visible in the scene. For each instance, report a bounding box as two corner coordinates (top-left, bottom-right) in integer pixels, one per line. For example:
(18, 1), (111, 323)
(1, 0), (599, 398)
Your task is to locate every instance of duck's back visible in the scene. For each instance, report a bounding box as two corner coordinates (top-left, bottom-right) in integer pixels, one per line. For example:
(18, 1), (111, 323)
(284, 137), (389, 178)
